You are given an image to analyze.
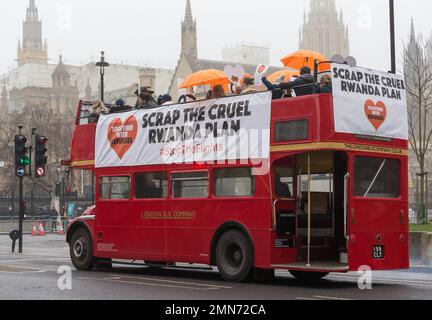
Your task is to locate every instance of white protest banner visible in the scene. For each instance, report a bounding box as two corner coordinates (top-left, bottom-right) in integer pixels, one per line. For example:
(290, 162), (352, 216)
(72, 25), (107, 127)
(331, 63), (408, 140)
(95, 92), (272, 168)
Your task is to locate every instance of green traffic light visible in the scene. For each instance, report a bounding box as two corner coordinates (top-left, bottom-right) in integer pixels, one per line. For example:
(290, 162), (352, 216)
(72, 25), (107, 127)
(19, 156), (31, 166)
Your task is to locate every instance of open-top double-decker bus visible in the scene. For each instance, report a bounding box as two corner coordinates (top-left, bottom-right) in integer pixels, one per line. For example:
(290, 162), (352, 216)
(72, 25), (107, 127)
(65, 62), (409, 282)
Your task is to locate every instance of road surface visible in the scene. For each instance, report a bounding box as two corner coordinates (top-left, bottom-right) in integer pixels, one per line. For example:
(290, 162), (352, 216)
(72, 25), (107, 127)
(0, 235), (431, 300)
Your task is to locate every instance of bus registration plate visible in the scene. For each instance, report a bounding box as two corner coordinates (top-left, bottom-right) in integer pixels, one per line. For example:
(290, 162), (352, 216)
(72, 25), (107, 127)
(372, 245), (385, 259)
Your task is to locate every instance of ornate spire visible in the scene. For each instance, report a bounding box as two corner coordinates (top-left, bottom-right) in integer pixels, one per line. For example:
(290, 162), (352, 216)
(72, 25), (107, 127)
(185, 0), (193, 22)
(18, 0), (47, 66)
(27, 0), (39, 20)
(85, 78), (92, 100)
(52, 55), (70, 87)
(1, 81), (8, 113)
(181, 0), (197, 60)
(410, 17), (415, 42)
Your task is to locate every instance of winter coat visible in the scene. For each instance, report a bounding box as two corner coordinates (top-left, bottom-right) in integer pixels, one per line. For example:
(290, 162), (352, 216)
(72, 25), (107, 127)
(278, 74), (315, 97)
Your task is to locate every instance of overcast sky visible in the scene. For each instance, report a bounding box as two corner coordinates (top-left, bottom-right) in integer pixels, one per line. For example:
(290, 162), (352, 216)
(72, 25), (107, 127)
(0, 0), (431, 75)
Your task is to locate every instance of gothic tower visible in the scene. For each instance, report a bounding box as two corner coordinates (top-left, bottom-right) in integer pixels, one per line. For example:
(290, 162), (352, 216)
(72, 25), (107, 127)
(85, 78), (92, 100)
(51, 55), (79, 114)
(17, 0), (48, 66)
(299, 0), (349, 58)
(181, 0), (198, 61)
(0, 82), (8, 115)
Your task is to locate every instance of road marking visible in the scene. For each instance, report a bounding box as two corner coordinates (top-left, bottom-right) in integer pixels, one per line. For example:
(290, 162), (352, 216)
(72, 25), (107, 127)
(313, 295), (352, 301)
(0, 257), (70, 264)
(78, 276), (226, 291)
(0, 264), (47, 274)
(327, 275), (432, 286)
(110, 274), (232, 289)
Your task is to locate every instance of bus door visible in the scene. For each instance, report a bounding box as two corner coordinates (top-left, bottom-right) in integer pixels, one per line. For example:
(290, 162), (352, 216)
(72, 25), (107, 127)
(273, 159), (298, 246)
(131, 171), (168, 261)
(95, 175), (133, 257)
(347, 155), (408, 270)
(296, 151), (348, 265)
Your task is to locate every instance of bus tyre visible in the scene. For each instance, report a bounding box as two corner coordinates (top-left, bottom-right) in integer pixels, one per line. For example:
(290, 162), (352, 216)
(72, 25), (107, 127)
(289, 271), (329, 281)
(216, 230), (253, 283)
(70, 228), (94, 271)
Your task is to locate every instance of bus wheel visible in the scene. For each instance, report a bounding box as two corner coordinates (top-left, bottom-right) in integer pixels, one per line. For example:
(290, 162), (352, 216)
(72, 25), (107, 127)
(289, 271), (329, 281)
(216, 230), (253, 283)
(70, 228), (94, 271)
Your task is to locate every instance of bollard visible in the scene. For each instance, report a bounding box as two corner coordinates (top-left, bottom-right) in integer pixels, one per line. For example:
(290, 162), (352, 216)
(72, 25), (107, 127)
(9, 230), (20, 253)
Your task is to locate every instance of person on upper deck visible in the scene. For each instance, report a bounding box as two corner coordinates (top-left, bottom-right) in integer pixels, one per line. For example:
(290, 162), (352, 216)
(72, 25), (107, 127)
(262, 66), (315, 97)
(241, 77), (259, 94)
(160, 94), (173, 105)
(318, 74), (332, 93)
(135, 87), (157, 109)
(212, 84), (227, 98)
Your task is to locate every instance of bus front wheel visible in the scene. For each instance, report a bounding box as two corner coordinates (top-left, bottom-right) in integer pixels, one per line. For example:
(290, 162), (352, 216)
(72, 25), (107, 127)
(70, 228), (94, 271)
(289, 271), (329, 281)
(216, 230), (253, 283)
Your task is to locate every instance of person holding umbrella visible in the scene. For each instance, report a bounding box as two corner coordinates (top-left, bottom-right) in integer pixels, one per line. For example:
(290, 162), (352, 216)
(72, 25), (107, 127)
(262, 66), (315, 97)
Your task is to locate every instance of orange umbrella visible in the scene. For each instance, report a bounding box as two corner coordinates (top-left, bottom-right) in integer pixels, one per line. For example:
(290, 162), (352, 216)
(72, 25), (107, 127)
(179, 69), (230, 89)
(268, 69), (300, 83)
(281, 50), (330, 72)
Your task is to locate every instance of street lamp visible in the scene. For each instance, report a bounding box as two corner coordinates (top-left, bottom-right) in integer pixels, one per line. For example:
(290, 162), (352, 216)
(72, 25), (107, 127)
(96, 51), (109, 102)
(389, 0), (396, 74)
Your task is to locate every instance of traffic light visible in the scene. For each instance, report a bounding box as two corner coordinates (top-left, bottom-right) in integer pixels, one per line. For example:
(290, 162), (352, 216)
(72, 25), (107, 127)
(14, 134), (29, 177)
(34, 134), (48, 178)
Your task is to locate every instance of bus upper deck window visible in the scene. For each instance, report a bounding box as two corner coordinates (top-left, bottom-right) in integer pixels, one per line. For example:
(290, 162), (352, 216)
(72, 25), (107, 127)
(275, 120), (308, 142)
(214, 168), (254, 197)
(171, 172), (209, 199)
(354, 157), (400, 198)
(135, 172), (168, 199)
(100, 176), (131, 200)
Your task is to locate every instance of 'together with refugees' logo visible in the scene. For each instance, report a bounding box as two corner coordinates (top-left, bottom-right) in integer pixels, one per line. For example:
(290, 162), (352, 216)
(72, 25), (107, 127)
(108, 116), (138, 159)
(364, 99), (387, 131)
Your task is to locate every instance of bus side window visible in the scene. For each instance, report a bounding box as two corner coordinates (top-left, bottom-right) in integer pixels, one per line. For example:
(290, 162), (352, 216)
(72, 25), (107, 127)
(275, 167), (294, 199)
(135, 172), (168, 199)
(100, 176), (131, 200)
(171, 172), (209, 199)
(214, 168), (254, 197)
(354, 157), (400, 198)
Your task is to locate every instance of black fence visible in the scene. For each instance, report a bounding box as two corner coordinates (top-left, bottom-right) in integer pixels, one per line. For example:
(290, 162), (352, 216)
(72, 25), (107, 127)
(0, 194), (94, 220)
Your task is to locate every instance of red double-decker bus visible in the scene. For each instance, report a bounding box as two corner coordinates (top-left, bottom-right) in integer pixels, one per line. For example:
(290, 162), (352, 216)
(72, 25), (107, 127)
(65, 63), (409, 282)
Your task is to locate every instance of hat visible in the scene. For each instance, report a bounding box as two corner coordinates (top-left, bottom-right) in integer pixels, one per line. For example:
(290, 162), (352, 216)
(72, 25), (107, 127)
(135, 86), (154, 96)
(161, 94), (172, 103)
(300, 66), (312, 75)
(115, 99), (125, 107)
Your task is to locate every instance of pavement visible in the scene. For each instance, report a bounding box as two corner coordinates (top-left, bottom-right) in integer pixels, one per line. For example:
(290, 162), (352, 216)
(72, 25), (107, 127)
(0, 235), (432, 300)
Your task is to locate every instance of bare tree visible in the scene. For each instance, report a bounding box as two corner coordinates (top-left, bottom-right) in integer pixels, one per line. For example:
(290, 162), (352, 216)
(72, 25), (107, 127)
(0, 103), (75, 196)
(404, 35), (432, 224)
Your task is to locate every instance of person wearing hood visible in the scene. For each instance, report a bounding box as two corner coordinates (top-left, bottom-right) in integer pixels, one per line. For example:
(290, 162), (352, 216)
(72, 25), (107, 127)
(263, 66), (315, 97)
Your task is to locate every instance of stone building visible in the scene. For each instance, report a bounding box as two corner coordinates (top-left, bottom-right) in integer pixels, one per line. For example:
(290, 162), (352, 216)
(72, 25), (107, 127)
(299, 0), (350, 59)
(168, 0), (282, 101)
(1, 0), (173, 113)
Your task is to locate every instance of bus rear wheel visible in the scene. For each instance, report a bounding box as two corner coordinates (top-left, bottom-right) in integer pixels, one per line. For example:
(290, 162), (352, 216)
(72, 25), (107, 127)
(70, 228), (94, 271)
(216, 230), (253, 283)
(289, 271), (329, 281)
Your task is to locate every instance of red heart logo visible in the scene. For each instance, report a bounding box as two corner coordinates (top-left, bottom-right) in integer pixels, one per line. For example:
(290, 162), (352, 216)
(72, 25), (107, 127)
(107, 116), (138, 159)
(364, 100), (387, 131)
